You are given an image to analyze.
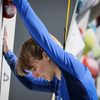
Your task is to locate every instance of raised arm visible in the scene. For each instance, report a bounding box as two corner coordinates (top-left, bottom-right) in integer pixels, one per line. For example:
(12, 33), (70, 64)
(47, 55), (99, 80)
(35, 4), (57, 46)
(12, 0), (87, 79)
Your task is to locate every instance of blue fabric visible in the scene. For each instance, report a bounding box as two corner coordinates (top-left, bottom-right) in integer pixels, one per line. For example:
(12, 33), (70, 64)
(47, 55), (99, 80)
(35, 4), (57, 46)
(4, 0), (98, 99)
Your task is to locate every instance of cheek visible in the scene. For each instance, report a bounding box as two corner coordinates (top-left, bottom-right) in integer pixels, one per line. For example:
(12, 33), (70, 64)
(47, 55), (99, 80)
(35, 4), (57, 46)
(38, 62), (48, 71)
(37, 61), (51, 73)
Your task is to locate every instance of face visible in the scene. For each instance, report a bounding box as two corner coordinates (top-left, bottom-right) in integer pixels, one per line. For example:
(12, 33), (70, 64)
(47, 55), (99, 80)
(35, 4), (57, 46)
(29, 52), (55, 81)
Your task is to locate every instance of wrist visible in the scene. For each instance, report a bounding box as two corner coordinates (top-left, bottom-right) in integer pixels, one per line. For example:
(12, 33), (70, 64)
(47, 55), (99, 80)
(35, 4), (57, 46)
(3, 47), (10, 54)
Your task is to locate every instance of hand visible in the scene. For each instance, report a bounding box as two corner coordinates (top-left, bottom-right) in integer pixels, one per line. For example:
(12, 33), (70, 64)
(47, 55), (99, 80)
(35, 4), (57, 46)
(3, 27), (9, 54)
(3, 0), (17, 18)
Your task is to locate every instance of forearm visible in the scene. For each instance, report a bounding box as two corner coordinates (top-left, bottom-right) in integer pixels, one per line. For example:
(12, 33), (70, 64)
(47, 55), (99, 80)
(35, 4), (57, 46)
(4, 50), (17, 72)
(17, 73), (57, 93)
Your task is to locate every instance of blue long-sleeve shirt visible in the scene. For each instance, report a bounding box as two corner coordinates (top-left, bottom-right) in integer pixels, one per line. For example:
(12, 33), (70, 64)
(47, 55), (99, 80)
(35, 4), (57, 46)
(4, 0), (98, 99)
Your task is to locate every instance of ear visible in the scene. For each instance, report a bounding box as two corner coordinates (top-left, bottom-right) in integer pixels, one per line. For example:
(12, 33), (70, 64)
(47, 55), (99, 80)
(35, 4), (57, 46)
(42, 52), (50, 61)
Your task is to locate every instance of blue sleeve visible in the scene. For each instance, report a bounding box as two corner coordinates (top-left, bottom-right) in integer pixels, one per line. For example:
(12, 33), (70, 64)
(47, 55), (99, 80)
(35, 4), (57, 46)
(13, 0), (87, 80)
(3, 51), (57, 92)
